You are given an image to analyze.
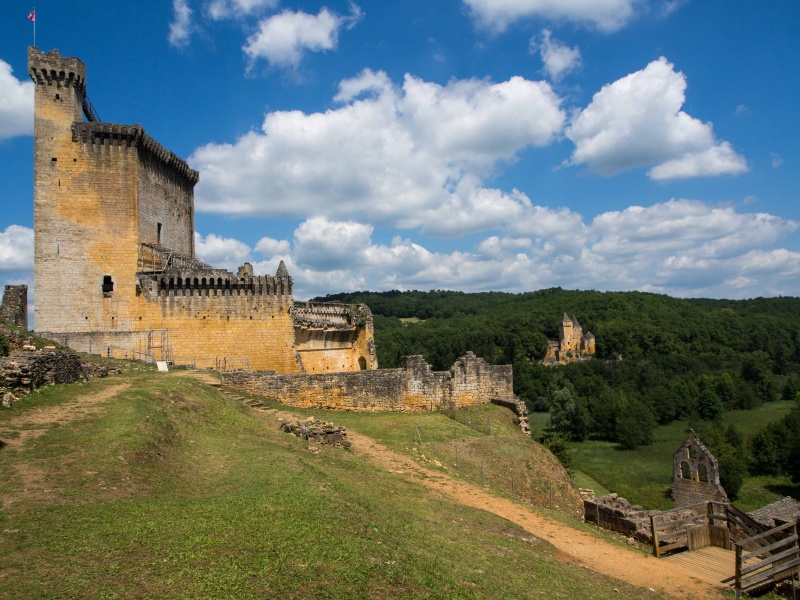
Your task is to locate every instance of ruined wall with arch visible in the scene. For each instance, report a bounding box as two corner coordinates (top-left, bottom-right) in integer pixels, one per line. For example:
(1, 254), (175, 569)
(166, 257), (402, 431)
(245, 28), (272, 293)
(671, 434), (729, 507)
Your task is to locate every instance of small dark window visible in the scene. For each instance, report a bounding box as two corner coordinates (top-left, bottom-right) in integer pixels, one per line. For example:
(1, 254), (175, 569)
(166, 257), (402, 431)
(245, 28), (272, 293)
(102, 275), (114, 294)
(55, 93), (60, 100)
(157, 222), (162, 245)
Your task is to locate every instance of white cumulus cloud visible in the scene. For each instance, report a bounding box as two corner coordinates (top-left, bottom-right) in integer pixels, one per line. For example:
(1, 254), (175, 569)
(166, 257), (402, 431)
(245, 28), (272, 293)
(244, 4), (363, 69)
(0, 225), (34, 272)
(531, 29), (581, 81)
(194, 232), (252, 271)
(464, 0), (639, 32)
(0, 61), (34, 140)
(190, 69), (564, 236)
(207, 0), (278, 20)
(193, 199), (799, 300)
(254, 236), (291, 256)
(566, 57), (748, 179)
(168, 0), (195, 48)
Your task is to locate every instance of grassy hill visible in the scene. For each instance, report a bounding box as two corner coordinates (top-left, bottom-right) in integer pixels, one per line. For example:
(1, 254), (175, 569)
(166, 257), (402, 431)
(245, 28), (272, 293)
(0, 368), (671, 599)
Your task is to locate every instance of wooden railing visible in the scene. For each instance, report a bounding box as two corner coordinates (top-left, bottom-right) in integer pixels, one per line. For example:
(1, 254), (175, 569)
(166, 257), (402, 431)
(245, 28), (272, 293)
(728, 521), (799, 598)
(650, 502), (729, 557)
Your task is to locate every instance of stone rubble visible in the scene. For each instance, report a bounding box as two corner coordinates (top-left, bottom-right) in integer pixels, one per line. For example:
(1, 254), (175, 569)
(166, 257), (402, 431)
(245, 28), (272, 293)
(280, 417), (352, 449)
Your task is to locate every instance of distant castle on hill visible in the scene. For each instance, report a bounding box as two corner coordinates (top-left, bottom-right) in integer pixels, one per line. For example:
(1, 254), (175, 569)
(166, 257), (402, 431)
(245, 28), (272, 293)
(543, 313), (595, 365)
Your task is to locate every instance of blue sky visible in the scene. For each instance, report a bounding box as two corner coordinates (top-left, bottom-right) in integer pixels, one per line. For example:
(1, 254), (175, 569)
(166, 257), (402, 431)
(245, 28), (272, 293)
(1, 1), (799, 307)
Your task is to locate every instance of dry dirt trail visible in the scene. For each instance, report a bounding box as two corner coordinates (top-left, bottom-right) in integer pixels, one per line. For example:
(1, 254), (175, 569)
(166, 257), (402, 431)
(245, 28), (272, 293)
(0, 382), (131, 507)
(345, 428), (725, 600)
(253, 399), (725, 599)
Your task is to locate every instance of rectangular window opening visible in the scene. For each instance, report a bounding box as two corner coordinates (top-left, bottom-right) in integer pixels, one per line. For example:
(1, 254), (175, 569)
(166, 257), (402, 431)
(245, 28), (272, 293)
(102, 275), (114, 294)
(157, 222), (162, 245)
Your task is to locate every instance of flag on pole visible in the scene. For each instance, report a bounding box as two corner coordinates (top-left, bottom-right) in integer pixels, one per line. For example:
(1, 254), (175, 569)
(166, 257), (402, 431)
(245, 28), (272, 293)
(28, 10), (36, 22)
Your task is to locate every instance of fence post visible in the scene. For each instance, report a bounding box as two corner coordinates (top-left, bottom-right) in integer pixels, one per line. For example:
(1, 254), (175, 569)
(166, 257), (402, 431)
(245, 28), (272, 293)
(734, 543), (741, 600)
(650, 514), (660, 558)
(549, 484), (553, 510)
(455, 445), (458, 468)
(489, 417), (492, 435)
(481, 464), (485, 486)
(512, 478), (515, 499)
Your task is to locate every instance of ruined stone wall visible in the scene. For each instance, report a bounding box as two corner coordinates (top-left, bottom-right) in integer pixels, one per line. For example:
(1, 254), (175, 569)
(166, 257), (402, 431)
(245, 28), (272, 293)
(671, 435), (729, 507)
(0, 349), (84, 395)
(449, 352), (514, 407)
(223, 352), (514, 412)
(583, 494), (661, 543)
(0, 286), (28, 329)
(293, 302), (378, 372)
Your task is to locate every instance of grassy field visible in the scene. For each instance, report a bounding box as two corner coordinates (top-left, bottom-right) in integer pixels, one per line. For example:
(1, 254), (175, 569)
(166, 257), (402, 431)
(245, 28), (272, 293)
(568, 401), (798, 511)
(0, 369), (671, 599)
(271, 401), (585, 517)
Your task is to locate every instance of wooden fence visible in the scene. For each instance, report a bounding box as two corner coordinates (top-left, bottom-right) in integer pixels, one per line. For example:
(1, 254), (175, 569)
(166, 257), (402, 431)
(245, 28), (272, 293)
(651, 501), (799, 597)
(728, 521), (799, 598)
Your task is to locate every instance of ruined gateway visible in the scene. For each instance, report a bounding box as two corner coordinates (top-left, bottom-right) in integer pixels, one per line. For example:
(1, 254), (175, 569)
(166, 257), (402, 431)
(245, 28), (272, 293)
(29, 47), (376, 374)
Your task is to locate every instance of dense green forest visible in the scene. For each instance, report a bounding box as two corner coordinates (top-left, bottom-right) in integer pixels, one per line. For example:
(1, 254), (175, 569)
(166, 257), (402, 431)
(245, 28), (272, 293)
(315, 288), (800, 494)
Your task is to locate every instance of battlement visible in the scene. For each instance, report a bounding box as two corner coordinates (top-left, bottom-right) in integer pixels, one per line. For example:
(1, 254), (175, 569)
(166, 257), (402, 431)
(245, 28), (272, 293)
(293, 302), (372, 330)
(73, 122), (199, 185)
(140, 267), (292, 298)
(28, 47), (86, 94)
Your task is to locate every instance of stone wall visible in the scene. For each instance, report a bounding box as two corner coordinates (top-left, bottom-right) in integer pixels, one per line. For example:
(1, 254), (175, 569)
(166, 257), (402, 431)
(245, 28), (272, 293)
(583, 494), (661, 542)
(0, 349), (83, 395)
(0, 286), (27, 329)
(222, 352), (516, 412)
(671, 434), (729, 507)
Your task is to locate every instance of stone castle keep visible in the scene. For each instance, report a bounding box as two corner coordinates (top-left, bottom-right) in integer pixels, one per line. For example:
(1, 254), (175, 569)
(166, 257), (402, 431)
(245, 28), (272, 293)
(544, 313), (595, 364)
(29, 47), (375, 374)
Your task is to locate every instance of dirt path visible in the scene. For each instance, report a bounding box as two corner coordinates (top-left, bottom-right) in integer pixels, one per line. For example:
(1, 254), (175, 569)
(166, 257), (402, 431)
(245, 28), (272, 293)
(344, 429), (723, 599)
(0, 382), (131, 507)
(0, 383), (131, 449)
(251, 403), (722, 598)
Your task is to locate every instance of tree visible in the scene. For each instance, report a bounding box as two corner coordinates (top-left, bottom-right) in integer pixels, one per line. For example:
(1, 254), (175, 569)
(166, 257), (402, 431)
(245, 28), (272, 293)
(541, 433), (575, 477)
(548, 388), (589, 442)
(696, 388), (724, 421)
(615, 397), (656, 449)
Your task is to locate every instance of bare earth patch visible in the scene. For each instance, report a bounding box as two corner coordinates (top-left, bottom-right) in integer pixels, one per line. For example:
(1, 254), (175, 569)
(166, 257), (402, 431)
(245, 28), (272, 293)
(0, 383), (131, 507)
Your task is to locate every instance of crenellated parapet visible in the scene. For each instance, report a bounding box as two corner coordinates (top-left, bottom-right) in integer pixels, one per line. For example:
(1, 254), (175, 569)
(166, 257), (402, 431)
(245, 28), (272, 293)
(139, 262), (293, 298)
(28, 47), (86, 95)
(292, 302), (372, 330)
(73, 122), (199, 185)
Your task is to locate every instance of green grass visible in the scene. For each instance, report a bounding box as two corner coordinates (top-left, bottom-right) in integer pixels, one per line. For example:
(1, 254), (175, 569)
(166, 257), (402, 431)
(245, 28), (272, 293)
(265, 400), (586, 517)
(571, 401), (798, 511)
(0, 371), (673, 599)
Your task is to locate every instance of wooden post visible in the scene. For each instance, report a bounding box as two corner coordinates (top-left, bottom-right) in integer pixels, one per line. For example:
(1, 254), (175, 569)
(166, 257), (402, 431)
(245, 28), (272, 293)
(651, 514), (661, 558)
(734, 543), (742, 600)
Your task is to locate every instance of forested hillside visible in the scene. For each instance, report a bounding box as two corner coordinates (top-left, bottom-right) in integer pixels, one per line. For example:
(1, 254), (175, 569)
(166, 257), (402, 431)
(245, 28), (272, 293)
(315, 289), (800, 489)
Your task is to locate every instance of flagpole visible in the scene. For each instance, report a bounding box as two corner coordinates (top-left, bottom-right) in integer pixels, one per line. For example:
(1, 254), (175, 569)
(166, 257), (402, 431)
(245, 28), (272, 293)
(33, 8), (36, 47)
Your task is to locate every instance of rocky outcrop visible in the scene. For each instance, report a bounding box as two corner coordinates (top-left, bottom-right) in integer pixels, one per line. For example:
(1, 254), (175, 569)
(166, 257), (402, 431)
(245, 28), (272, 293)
(280, 417), (352, 449)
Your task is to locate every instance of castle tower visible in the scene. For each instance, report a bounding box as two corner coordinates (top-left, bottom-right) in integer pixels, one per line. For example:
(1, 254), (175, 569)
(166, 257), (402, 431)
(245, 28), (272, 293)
(559, 312), (573, 352)
(30, 47), (197, 337)
(29, 47), (116, 334)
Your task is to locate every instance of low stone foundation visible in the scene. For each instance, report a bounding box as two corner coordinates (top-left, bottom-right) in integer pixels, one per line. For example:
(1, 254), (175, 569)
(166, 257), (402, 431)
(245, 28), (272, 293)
(583, 494), (661, 542)
(1, 349), (84, 396)
(223, 352), (517, 413)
